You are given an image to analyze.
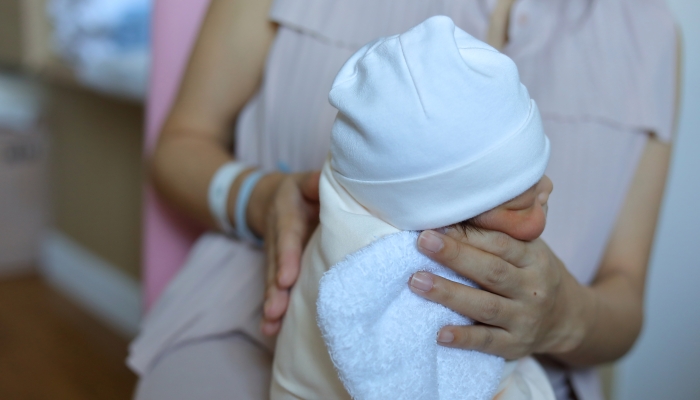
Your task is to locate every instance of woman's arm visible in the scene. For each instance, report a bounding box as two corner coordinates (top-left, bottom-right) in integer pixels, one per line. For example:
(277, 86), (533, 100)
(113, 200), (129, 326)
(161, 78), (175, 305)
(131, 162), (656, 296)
(151, 0), (321, 335)
(408, 135), (671, 366)
(151, 0), (279, 229)
(556, 135), (671, 365)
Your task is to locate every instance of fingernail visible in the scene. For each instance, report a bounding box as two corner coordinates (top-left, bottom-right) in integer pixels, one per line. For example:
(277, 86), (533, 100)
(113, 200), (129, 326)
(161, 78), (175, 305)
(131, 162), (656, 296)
(278, 269), (291, 285)
(418, 231), (444, 253)
(437, 329), (454, 344)
(410, 272), (433, 292)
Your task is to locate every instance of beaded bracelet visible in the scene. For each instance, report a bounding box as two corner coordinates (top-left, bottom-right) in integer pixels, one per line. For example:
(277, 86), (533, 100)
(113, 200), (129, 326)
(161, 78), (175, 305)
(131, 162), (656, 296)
(207, 161), (246, 235)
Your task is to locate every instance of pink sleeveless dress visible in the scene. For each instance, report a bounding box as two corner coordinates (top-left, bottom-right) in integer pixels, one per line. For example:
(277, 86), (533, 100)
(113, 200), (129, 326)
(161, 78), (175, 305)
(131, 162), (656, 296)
(129, 1), (677, 399)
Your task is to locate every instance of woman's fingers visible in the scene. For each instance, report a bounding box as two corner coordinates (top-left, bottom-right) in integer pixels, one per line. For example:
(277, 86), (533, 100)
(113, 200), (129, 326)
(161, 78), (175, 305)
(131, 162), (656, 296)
(263, 206), (280, 325)
(261, 285), (286, 335)
(263, 180), (302, 327)
(261, 172), (320, 336)
(413, 228), (577, 357)
(261, 320), (281, 337)
(277, 172), (320, 287)
(417, 230), (523, 295)
(275, 203), (305, 288)
(263, 285), (289, 320)
(264, 210), (279, 289)
(300, 171), (321, 202)
(437, 325), (522, 359)
(445, 227), (531, 267)
(409, 272), (517, 328)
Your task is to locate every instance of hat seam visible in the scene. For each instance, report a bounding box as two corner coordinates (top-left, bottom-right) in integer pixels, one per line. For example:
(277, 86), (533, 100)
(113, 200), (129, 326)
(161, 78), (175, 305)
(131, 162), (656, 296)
(330, 36), (399, 90)
(456, 46), (501, 54)
(398, 35), (428, 117)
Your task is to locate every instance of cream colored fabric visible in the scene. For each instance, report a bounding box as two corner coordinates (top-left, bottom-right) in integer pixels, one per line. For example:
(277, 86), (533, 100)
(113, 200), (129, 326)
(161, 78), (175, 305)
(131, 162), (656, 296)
(271, 160), (555, 399)
(486, 0), (516, 50)
(271, 160), (398, 399)
(495, 358), (556, 400)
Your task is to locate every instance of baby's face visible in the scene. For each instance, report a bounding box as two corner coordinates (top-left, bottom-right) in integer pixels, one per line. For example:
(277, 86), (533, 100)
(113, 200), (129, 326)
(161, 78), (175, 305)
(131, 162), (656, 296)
(470, 176), (553, 241)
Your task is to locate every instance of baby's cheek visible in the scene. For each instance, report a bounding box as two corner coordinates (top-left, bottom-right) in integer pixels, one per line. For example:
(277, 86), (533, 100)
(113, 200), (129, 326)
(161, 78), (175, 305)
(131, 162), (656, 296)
(510, 209), (546, 241)
(478, 207), (546, 242)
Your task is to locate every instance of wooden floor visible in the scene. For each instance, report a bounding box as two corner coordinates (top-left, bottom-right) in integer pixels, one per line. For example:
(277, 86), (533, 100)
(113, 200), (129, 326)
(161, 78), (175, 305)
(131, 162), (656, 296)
(0, 274), (137, 400)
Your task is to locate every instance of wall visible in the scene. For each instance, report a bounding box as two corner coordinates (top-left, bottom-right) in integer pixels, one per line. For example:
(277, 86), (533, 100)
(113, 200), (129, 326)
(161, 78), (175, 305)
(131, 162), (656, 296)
(614, 0), (700, 398)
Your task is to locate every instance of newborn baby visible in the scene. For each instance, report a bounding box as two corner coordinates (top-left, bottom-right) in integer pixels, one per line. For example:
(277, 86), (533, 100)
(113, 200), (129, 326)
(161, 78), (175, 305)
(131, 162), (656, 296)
(271, 16), (554, 400)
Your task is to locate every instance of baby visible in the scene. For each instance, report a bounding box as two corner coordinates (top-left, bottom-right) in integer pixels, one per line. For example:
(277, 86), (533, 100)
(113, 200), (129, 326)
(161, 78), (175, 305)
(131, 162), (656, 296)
(271, 16), (554, 400)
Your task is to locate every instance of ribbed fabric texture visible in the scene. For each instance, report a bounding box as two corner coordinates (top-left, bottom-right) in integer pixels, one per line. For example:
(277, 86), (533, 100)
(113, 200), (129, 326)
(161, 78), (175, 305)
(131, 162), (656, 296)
(268, 0), (676, 143)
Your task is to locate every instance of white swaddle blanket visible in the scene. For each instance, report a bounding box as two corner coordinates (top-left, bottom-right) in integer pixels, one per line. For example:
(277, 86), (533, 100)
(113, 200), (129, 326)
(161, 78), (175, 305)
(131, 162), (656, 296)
(271, 16), (554, 399)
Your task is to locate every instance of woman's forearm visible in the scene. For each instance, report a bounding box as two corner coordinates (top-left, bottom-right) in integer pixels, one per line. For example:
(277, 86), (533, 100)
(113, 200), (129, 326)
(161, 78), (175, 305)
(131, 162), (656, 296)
(148, 0), (277, 229)
(552, 137), (670, 367)
(151, 132), (285, 235)
(152, 131), (289, 235)
(551, 269), (643, 367)
(151, 132), (240, 229)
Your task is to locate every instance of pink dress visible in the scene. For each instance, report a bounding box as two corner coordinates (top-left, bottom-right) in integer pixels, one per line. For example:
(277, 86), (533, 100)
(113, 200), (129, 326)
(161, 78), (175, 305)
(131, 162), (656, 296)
(130, 1), (677, 399)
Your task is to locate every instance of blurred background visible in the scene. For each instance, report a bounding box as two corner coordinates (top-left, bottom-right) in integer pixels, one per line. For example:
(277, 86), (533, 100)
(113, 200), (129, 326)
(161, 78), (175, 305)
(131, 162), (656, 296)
(0, 0), (147, 398)
(0, 0), (697, 399)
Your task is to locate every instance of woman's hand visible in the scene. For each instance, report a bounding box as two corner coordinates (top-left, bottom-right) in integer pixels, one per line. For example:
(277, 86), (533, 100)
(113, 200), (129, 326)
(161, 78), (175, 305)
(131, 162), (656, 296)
(409, 228), (594, 360)
(252, 171), (321, 336)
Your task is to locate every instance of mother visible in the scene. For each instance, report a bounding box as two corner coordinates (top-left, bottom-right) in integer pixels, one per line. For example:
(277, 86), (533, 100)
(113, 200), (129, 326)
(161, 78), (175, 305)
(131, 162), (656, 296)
(130, 0), (678, 399)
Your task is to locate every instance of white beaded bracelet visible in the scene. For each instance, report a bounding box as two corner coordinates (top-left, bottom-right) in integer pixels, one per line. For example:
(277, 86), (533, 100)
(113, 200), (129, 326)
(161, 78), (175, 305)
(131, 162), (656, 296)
(207, 161), (246, 235)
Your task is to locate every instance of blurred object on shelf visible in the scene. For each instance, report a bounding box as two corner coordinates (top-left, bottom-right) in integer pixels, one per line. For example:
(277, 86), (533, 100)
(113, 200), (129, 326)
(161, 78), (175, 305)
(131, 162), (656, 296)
(0, 72), (48, 276)
(47, 0), (151, 100)
(0, 0), (53, 70)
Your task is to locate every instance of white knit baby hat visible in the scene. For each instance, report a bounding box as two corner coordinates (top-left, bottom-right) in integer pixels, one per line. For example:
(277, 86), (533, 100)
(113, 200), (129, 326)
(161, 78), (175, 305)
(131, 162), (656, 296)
(329, 15), (550, 230)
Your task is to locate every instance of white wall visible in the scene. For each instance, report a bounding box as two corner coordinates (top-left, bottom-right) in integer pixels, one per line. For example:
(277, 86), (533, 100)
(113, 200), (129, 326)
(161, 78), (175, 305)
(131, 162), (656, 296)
(614, 1), (700, 399)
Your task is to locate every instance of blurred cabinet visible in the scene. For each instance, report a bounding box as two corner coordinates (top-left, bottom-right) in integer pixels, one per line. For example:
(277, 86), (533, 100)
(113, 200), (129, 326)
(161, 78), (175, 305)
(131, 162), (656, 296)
(47, 83), (144, 279)
(0, 131), (47, 273)
(0, 0), (52, 71)
(0, 0), (145, 280)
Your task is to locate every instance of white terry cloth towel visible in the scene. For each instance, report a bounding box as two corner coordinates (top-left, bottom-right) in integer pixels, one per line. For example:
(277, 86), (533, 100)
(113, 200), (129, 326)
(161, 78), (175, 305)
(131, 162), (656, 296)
(318, 230), (503, 399)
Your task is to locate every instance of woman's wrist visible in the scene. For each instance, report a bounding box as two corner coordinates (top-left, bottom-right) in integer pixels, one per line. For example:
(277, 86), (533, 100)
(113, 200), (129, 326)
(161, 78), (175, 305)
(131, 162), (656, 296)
(227, 171), (284, 238)
(544, 270), (599, 364)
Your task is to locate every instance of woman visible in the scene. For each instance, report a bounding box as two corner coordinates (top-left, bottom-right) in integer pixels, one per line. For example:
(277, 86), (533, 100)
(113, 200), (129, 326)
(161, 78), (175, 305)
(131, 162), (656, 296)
(130, 0), (678, 399)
